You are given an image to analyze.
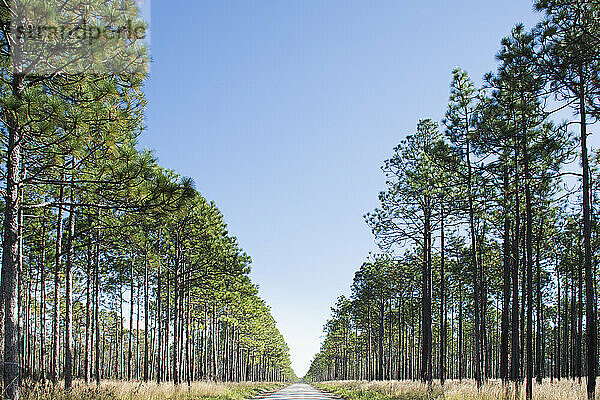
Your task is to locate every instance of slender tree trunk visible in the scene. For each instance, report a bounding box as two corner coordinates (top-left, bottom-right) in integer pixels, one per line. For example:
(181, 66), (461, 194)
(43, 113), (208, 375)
(563, 271), (569, 379)
(523, 114), (534, 400)
(156, 261), (161, 384)
(421, 204), (432, 383)
(571, 274), (576, 379)
(120, 285), (125, 379)
(64, 183), (76, 390)
(128, 259), (134, 381)
(2, 70), (24, 400)
(397, 297), (403, 380)
(580, 72), (596, 400)
(17, 208), (23, 379)
(367, 307), (372, 380)
(135, 282), (140, 380)
(501, 163), (511, 383)
(535, 218), (543, 384)
(521, 227), (526, 375)
(578, 243), (583, 383)
(378, 300), (384, 381)
(557, 268), (561, 380)
(144, 252), (149, 382)
(511, 133), (521, 383)
(465, 133), (481, 387)
(52, 184), (64, 384)
(39, 216), (47, 384)
(165, 270), (170, 382)
(94, 225), (101, 385)
(458, 279), (463, 382)
(84, 236), (92, 383)
(173, 240), (180, 384)
(440, 205), (446, 385)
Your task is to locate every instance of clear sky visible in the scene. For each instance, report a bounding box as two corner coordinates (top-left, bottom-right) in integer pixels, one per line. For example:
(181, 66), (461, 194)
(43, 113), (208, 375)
(140, 1), (540, 377)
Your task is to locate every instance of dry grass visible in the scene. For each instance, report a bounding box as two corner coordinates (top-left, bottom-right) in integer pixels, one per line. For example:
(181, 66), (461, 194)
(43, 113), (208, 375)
(315, 379), (600, 400)
(19, 380), (286, 400)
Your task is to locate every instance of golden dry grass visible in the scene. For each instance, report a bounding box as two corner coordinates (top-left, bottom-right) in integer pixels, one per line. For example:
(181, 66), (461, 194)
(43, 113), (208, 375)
(316, 378), (600, 400)
(19, 380), (286, 400)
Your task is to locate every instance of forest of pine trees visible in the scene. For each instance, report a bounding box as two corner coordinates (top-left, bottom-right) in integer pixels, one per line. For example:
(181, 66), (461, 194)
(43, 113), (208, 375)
(0, 1), (294, 399)
(305, 2), (600, 400)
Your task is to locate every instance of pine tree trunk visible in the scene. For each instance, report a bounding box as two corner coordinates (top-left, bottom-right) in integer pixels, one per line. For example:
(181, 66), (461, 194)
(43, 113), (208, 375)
(398, 297), (403, 380)
(40, 216), (47, 384)
(440, 205), (446, 385)
(84, 236), (92, 383)
(94, 225), (102, 386)
(421, 204), (432, 383)
(377, 300), (384, 381)
(458, 279), (463, 382)
(367, 307), (372, 380)
(500, 164), (511, 383)
(156, 262), (161, 384)
(165, 270), (170, 382)
(135, 282), (140, 380)
(64, 184), (76, 390)
(511, 131), (521, 383)
(118, 286), (124, 379)
(571, 276), (576, 379)
(17, 211), (23, 379)
(1, 69), (25, 400)
(186, 287), (191, 385)
(535, 219), (543, 384)
(128, 259), (134, 381)
(173, 240), (180, 384)
(94, 226), (101, 385)
(578, 245), (583, 383)
(465, 132), (481, 387)
(52, 184), (64, 384)
(563, 272), (569, 379)
(523, 111), (534, 400)
(557, 269), (561, 380)
(144, 252), (149, 382)
(580, 68), (597, 400)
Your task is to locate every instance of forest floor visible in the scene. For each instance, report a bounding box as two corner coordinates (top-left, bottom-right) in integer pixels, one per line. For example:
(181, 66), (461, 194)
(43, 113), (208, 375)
(19, 380), (287, 400)
(314, 379), (600, 400)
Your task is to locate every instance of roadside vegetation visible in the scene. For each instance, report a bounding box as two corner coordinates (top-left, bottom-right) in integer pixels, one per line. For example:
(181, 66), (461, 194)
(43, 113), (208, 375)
(19, 381), (287, 400)
(314, 380), (600, 400)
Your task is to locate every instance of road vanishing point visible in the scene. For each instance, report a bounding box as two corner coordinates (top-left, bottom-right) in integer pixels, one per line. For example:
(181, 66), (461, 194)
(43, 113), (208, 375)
(257, 384), (339, 399)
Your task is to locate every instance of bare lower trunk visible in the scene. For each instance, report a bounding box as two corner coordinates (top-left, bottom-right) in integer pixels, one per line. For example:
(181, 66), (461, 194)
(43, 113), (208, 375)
(94, 225), (101, 385)
(500, 164), (511, 383)
(128, 259), (134, 381)
(40, 217), (47, 383)
(580, 74), (596, 400)
(535, 219), (543, 384)
(2, 73), (24, 400)
(440, 206), (446, 385)
(510, 131), (521, 382)
(64, 185), (76, 390)
(144, 253), (149, 382)
(156, 263), (161, 384)
(52, 184), (64, 384)
(466, 136), (481, 387)
(84, 236), (92, 383)
(524, 115), (533, 400)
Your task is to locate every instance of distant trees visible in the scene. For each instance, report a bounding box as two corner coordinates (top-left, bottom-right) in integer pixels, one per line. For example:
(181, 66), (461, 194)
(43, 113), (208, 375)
(306, 4), (599, 400)
(366, 119), (449, 384)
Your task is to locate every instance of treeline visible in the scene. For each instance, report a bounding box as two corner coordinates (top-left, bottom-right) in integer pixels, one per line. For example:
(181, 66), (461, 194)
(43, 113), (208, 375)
(306, 1), (600, 399)
(0, 1), (294, 399)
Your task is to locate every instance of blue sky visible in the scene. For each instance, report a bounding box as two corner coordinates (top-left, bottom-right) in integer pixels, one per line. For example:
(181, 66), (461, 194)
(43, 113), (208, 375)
(140, 1), (540, 377)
